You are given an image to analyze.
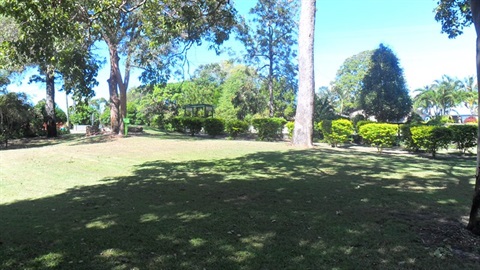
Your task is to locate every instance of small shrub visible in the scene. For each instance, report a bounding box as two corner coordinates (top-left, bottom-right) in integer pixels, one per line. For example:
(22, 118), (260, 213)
(182, 117), (204, 136)
(171, 117), (185, 133)
(204, 118), (225, 138)
(225, 120), (249, 139)
(410, 126), (452, 158)
(400, 124), (421, 152)
(319, 119), (354, 147)
(449, 124), (477, 154)
(286, 121), (295, 138)
(252, 118), (287, 141)
(358, 123), (398, 152)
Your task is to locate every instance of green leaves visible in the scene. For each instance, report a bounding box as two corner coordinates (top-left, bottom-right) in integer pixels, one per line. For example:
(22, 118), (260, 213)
(360, 44), (412, 122)
(358, 123), (398, 152)
(435, 0), (472, 39)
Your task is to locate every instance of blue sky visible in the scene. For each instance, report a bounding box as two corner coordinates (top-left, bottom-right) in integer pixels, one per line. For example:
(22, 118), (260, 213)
(7, 0), (477, 111)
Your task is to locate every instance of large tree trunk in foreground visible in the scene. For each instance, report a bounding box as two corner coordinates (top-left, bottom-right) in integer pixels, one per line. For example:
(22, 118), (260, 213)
(467, 0), (480, 233)
(45, 66), (57, 138)
(107, 41), (121, 135)
(292, 0), (316, 147)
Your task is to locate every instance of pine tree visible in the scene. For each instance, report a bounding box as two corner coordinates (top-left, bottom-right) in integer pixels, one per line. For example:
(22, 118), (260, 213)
(360, 44), (412, 122)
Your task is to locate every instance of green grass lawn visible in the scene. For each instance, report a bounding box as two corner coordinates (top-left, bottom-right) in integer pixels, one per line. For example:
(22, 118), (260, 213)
(1, 132), (479, 269)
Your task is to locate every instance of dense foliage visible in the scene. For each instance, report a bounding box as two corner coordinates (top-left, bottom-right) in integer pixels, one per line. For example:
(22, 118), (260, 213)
(360, 44), (412, 122)
(204, 118), (225, 138)
(252, 118), (287, 141)
(318, 119), (354, 147)
(410, 125), (453, 158)
(449, 124), (477, 153)
(224, 119), (249, 139)
(358, 123), (399, 152)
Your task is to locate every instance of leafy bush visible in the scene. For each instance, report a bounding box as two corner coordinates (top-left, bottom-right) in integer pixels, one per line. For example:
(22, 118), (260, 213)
(225, 120), (249, 138)
(286, 121), (295, 138)
(204, 118), (225, 138)
(171, 117), (185, 133)
(252, 118), (287, 141)
(410, 126), (452, 158)
(449, 124), (477, 154)
(356, 120), (374, 132)
(319, 119), (354, 147)
(400, 124), (421, 152)
(182, 117), (204, 136)
(358, 123), (398, 152)
(351, 114), (366, 128)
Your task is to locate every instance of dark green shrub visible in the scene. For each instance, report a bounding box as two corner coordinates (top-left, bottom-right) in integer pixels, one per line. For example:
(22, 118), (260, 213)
(182, 117), (204, 136)
(286, 121), (295, 138)
(410, 126), (452, 158)
(318, 119), (354, 147)
(400, 124), (421, 152)
(204, 118), (225, 138)
(252, 118), (287, 141)
(358, 123), (398, 152)
(351, 114), (366, 128)
(225, 120), (249, 139)
(406, 113), (424, 125)
(449, 124), (477, 154)
(171, 116), (185, 133)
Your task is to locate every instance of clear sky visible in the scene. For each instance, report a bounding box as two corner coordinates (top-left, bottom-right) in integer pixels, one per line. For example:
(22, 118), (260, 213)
(7, 0), (478, 111)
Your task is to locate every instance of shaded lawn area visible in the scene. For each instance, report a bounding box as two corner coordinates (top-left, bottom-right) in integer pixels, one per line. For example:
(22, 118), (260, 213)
(1, 137), (479, 269)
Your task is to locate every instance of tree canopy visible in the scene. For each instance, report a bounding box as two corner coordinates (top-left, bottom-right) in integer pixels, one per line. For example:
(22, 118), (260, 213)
(360, 44), (412, 122)
(330, 50), (373, 115)
(238, 0), (298, 117)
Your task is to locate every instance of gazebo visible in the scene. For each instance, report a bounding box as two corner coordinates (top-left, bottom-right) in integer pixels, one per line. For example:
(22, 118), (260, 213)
(183, 104), (214, 118)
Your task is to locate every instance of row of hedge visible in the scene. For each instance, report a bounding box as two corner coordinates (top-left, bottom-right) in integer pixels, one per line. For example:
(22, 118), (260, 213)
(170, 117), (287, 141)
(316, 118), (478, 157)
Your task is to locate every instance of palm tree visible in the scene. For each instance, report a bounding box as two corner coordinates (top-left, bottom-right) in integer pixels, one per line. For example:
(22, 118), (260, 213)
(459, 76), (478, 115)
(413, 86), (437, 117)
(431, 75), (463, 116)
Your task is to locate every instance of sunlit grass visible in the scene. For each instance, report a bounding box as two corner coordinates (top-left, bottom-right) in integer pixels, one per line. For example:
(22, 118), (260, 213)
(0, 132), (478, 269)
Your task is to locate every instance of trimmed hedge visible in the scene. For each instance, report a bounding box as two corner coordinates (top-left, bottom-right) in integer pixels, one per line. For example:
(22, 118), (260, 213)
(225, 119), (249, 139)
(171, 116), (185, 133)
(358, 123), (398, 152)
(410, 126), (452, 158)
(204, 118), (225, 138)
(318, 119), (354, 147)
(400, 124), (420, 152)
(449, 124), (477, 154)
(252, 118), (287, 141)
(182, 117), (204, 136)
(356, 120), (374, 131)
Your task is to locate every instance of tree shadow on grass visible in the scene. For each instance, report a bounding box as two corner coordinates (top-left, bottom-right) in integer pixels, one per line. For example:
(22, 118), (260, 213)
(0, 134), (85, 151)
(1, 148), (479, 269)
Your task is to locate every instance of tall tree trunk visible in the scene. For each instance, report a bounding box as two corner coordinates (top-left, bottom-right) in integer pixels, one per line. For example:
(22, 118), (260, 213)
(467, 0), (480, 233)
(118, 55), (130, 136)
(107, 41), (121, 135)
(292, 0), (316, 147)
(45, 66), (57, 138)
(268, 73), (274, 117)
(268, 27), (275, 117)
